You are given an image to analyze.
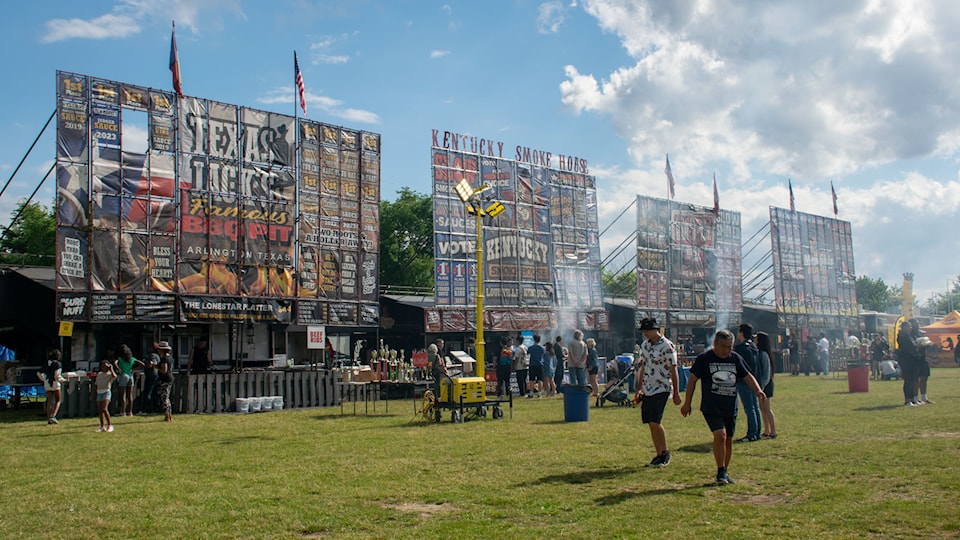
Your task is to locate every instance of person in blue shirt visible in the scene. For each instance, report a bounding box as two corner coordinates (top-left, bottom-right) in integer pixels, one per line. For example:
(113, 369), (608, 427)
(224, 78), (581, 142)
(734, 323), (762, 442)
(527, 335), (546, 398)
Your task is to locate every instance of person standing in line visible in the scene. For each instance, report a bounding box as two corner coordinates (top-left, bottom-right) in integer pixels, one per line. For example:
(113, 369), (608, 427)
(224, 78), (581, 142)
(681, 329), (767, 485)
(427, 342), (447, 405)
(869, 335), (889, 380)
(527, 335), (545, 398)
(156, 341), (175, 422)
(139, 343), (159, 415)
(734, 323), (762, 443)
(803, 336), (819, 376)
(818, 331), (831, 376)
(95, 360), (117, 432)
(541, 336), (557, 397)
(566, 330), (588, 387)
(788, 333), (800, 375)
(496, 337), (514, 397)
(897, 321), (920, 407)
(113, 344), (142, 417)
(586, 338), (601, 397)
(512, 335), (529, 398)
(756, 332), (777, 440)
(955, 334), (960, 367)
(912, 320), (933, 404)
(187, 337), (210, 375)
(635, 318), (681, 467)
(553, 336), (565, 390)
(38, 349), (66, 425)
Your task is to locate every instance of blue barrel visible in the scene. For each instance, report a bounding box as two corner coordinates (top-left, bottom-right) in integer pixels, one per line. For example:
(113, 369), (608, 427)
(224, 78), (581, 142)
(678, 365), (690, 392)
(562, 385), (591, 422)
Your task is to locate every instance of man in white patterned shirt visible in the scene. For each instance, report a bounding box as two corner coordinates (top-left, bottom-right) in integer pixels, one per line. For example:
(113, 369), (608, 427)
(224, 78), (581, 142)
(635, 317), (681, 467)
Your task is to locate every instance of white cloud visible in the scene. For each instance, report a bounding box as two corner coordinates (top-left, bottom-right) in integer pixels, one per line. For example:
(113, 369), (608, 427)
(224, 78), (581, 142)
(318, 55), (350, 64)
(42, 14), (140, 42)
(41, 0), (244, 42)
(310, 33), (352, 64)
(430, 50), (451, 59)
(537, 1), (566, 34)
(568, 0), (960, 302)
(258, 88), (379, 125)
(567, 0), (960, 180)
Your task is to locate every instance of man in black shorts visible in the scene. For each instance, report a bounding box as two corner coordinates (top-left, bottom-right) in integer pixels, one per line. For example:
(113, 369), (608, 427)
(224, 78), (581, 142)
(681, 329), (767, 485)
(635, 318), (681, 467)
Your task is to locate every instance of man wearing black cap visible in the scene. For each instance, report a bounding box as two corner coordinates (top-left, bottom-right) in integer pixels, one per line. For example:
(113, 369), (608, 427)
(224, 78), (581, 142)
(635, 318), (681, 467)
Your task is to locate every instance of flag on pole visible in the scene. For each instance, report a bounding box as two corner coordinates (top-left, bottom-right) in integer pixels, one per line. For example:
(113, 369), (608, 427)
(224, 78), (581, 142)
(169, 21), (183, 99)
(831, 181), (838, 216)
(294, 51), (307, 116)
(665, 154), (676, 199)
(712, 174), (720, 216)
(789, 179), (795, 212)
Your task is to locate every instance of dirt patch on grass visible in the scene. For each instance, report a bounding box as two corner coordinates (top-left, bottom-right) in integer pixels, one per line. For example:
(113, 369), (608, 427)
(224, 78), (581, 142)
(729, 494), (788, 506)
(382, 501), (458, 519)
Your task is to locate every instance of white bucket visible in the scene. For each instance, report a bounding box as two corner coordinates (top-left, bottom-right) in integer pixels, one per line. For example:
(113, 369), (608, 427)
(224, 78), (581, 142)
(260, 396), (273, 411)
(248, 397), (262, 412)
(235, 398), (250, 413)
(272, 396), (284, 410)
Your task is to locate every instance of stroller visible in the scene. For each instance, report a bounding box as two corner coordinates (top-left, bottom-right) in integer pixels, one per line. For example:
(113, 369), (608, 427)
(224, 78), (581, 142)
(597, 358), (635, 407)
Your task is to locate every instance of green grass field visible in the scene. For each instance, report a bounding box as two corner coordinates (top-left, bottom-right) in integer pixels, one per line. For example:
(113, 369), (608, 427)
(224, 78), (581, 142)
(3, 368), (959, 539)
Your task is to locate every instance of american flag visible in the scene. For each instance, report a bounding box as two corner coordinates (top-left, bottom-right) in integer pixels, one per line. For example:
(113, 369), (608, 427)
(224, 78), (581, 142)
(665, 154), (676, 199)
(169, 21), (183, 99)
(294, 51), (307, 116)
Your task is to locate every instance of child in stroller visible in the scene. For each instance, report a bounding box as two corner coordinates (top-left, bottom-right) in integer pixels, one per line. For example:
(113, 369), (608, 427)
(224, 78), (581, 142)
(598, 357), (634, 407)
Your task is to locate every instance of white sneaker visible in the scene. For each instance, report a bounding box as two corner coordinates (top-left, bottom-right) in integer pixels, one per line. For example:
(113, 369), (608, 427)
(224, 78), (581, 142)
(106, 425), (114, 432)
(97, 426), (105, 432)
(905, 402), (917, 407)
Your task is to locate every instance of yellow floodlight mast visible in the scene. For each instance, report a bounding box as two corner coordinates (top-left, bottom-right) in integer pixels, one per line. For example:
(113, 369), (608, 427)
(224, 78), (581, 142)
(455, 178), (503, 378)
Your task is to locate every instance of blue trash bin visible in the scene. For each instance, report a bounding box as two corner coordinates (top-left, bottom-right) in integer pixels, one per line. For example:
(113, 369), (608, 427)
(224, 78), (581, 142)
(562, 385), (591, 422)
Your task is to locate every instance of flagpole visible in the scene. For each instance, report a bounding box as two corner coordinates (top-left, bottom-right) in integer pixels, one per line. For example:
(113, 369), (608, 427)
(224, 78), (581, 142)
(293, 51), (298, 126)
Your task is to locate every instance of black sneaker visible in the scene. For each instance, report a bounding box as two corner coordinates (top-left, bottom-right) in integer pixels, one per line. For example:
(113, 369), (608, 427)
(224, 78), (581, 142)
(722, 472), (734, 484)
(657, 451), (671, 467)
(646, 454), (665, 467)
(716, 472), (727, 485)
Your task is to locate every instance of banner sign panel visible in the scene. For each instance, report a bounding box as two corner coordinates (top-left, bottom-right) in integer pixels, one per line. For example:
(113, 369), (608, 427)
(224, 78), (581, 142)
(431, 128), (604, 328)
(769, 207), (858, 330)
(635, 195), (742, 325)
(54, 71), (379, 325)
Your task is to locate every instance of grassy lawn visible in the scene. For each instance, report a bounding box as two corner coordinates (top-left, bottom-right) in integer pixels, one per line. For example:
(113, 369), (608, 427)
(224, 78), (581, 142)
(3, 368), (959, 539)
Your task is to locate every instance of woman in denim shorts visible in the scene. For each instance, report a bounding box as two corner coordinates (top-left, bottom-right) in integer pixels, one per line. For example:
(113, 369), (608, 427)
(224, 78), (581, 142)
(114, 344), (142, 417)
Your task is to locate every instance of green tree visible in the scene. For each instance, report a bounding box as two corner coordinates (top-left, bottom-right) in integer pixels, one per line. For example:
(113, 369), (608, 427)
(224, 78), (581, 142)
(855, 275), (890, 312)
(379, 188), (434, 292)
(0, 199), (55, 266)
(923, 274), (960, 315)
(603, 268), (636, 298)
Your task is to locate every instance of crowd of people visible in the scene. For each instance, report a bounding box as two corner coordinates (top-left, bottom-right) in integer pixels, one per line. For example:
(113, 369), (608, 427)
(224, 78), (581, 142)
(38, 340), (179, 431)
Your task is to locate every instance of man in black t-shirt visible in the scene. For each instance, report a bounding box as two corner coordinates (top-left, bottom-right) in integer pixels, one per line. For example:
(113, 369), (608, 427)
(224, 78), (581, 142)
(681, 329), (766, 485)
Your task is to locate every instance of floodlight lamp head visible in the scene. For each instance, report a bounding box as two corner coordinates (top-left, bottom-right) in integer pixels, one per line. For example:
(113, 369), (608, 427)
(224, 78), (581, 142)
(484, 201), (505, 218)
(454, 179), (474, 203)
(473, 185), (491, 197)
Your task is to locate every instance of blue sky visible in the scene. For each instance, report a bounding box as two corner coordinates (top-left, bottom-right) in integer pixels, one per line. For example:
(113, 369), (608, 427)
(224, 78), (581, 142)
(1, 0), (958, 306)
